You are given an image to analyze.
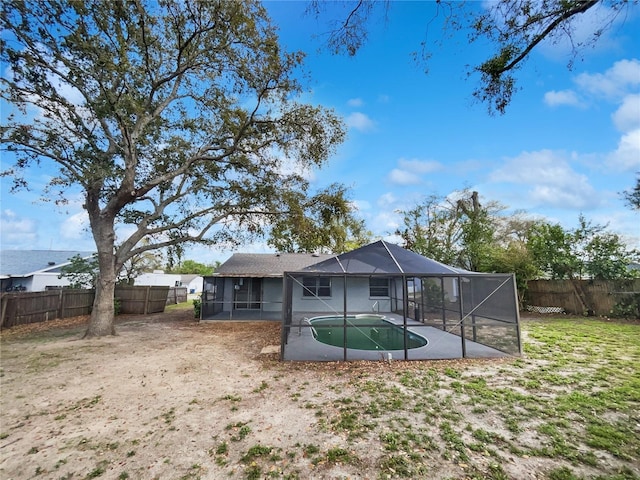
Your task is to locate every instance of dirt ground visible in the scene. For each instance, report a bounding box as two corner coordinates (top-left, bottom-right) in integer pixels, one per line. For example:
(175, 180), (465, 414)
(0, 308), (636, 480)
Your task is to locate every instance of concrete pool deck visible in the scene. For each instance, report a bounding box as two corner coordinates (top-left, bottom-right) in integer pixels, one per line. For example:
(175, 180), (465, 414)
(281, 312), (512, 361)
(201, 311), (515, 361)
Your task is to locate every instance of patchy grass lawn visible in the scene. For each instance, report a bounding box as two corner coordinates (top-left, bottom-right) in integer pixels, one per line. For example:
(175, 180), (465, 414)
(1, 314), (638, 480)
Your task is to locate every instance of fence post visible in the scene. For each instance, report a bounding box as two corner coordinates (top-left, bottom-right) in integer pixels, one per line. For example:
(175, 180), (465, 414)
(0, 294), (8, 329)
(144, 286), (151, 315)
(58, 289), (64, 319)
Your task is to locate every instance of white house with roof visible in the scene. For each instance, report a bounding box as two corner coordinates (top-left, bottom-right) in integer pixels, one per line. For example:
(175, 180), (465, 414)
(1, 250), (207, 294)
(0, 250), (95, 292)
(134, 272), (203, 295)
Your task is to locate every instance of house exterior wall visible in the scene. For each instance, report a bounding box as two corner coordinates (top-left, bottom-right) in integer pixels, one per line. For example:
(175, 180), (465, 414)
(31, 273), (74, 291)
(204, 275), (397, 316)
(6, 273), (74, 292)
(135, 273), (183, 287)
(291, 277), (392, 314)
(186, 277), (203, 294)
(263, 278), (283, 312)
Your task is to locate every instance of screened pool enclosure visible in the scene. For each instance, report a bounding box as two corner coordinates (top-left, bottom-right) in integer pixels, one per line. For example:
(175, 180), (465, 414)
(281, 241), (521, 362)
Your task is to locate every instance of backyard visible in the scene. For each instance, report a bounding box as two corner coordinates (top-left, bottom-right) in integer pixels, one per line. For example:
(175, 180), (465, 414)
(0, 305), (638, 480)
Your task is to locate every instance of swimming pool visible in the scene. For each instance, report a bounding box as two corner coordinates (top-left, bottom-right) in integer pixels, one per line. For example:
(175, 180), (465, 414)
(309, 315), (428, 351)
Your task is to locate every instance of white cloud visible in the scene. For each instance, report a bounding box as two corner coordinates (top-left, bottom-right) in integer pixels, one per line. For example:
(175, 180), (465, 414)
(606, 129), (640, 171)
(538, 2), (625, 60)
(397, 158), (443, 174)
(377, 94), (390, 103)
(278, 154), (316, 182)
(347, 98), (364, 107)
(377, 192), (398, 207)
(575, 59), (640, 99)
(371, 211), (401, 235)
(387, 158), (443, 186)
(60, 211), (90, 240)
(490, 150), (600, 209)
(612, 93), (640, 132)
(345, 112), (375, 132)
(0, 209), (37, 247)
(544, 89), (584, 108)
(388, 168), (421, 186)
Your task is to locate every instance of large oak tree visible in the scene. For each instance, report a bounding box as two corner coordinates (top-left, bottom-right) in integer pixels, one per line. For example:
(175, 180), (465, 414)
(1, 0), (346, 336)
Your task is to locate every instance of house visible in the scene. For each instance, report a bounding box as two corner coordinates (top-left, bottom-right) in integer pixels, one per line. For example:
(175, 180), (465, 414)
(0, 250), (95, 292)
(202, 252), (333, 319)
(181, 274), (203, 295)
(204, 241), (521, 362)
(202, 242), (473, 320)
(134, 272), (203, 297)
(134, 271), (183, 288)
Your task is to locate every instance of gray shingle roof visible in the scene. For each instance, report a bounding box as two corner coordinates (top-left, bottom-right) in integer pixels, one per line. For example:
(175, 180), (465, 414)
(0, 250), (95, 276)
(215, 253), (334, 277)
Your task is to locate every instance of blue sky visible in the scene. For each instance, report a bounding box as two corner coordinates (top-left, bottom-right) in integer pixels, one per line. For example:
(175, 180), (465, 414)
(1, 1), (639, 265)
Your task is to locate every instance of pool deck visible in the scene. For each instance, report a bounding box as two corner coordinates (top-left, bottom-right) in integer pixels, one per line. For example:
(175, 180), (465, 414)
(282, 312), (511, 361)
(201, 310), (514, 361)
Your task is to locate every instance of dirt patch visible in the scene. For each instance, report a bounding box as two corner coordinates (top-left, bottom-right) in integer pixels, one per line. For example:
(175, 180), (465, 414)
(1, 310), (637, 480)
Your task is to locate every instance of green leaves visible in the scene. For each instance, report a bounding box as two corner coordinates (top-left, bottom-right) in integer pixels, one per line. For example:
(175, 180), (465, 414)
(59, 254), (99, 289)
(529, 215), (639, 280)
(2, 0), (348, 334)
(267, 183), (370, 254)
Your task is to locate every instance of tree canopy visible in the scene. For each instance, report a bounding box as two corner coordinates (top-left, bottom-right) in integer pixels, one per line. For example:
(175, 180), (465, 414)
(528, 215), (639, 280)
(168, 260), (217, 276)
(397, 192), (638, 282)
(395, 189), (504, 271)
(1, 0), (347, 336)
(268, 183), (371, 254)
(309, 0), (632, 114)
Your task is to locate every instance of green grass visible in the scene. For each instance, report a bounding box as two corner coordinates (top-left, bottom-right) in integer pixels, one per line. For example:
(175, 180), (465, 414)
(294, 318), (640, 479)
(164, 301), (193, 311)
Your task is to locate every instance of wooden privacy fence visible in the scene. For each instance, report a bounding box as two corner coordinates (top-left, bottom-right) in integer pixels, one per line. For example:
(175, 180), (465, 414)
(1, 285), (174, 329)
(115, 286), (171, 315)
(526, 279), (640, 317)
(0, 289), (94, 329)
(166, 286), (188, 305)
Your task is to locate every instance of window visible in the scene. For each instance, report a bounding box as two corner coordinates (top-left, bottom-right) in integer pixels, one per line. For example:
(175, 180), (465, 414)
(302, 276), (331, 297)
(369, 277), (390, 297)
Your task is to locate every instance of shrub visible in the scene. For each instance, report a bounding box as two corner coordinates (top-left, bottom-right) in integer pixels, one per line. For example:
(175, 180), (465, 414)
(193, 297), (201, 319)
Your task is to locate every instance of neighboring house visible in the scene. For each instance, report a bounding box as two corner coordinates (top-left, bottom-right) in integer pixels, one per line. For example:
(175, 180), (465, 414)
(181, 274), (203, 294)
(134, 272), (203, 293)
(135, 271), (183, 288)
(0, 250), (95, 292)
(202, 252), (333, 318)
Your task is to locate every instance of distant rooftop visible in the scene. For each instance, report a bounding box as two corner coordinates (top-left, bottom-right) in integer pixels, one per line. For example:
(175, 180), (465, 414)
(0, 250), (95, 276)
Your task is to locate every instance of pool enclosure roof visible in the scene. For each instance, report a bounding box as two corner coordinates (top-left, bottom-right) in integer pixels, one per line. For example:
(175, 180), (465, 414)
(300, 240), (471, 275)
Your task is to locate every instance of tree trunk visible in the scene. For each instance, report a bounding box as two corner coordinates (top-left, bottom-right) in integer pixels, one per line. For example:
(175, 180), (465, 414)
(86, 275), (116, 337)
(84, 213), (118, 337)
